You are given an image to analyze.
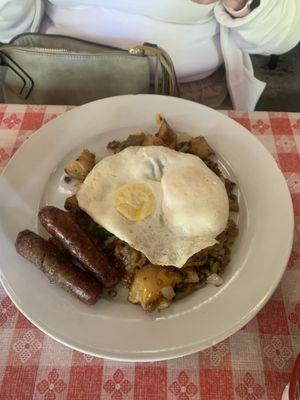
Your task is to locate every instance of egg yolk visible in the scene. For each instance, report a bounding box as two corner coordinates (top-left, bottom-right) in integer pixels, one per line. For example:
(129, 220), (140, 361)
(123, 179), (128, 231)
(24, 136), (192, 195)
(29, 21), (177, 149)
(114, 183), (156, 221)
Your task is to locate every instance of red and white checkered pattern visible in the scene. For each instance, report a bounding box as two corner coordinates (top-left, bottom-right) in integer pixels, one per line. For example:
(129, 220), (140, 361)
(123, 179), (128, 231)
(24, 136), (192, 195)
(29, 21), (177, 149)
(0, 104), (299, 400)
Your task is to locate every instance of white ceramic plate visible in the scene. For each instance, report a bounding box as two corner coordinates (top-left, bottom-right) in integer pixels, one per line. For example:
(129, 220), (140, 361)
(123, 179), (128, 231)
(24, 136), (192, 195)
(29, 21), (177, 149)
(0, 95), (294, 362)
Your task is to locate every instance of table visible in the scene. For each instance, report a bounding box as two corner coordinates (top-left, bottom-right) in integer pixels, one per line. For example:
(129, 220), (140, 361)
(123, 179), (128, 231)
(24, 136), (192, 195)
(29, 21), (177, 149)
(0, 104), (299, 400)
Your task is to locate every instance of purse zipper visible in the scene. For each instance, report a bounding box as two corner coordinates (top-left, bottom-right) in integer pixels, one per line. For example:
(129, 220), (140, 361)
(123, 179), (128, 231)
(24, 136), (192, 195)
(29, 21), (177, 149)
(2, 46), (141, 56)
(1, 46), (137, 57)
(6, 33), (147, 56)
(21, 47), (69, 53)
(9, 32), (124, 52)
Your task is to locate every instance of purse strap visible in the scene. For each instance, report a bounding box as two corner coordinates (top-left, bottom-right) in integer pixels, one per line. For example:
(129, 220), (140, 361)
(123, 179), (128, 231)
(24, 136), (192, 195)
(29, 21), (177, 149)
(129, 43), (180, 97)
(0, 47), (34, 100)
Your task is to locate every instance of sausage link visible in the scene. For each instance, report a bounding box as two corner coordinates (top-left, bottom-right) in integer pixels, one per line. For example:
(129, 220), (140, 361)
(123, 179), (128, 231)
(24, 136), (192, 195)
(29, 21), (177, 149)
(39, 206), (120, 288)
(64, 197), (104, 248)
(15, 230), (103, 305)
(64, 195), (92, 231)
(48, 236), (70, 255)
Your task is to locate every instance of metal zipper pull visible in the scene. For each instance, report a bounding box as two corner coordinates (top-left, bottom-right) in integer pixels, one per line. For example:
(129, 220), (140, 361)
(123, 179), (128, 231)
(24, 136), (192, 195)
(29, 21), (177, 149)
(129, 48), (145, 56)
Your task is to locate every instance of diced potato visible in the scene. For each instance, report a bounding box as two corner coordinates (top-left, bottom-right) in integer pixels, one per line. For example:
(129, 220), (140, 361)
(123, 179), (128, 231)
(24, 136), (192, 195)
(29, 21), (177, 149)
(155, 119), (177, 149)
(156, 113), (163, 124)
(188, 136), (215, 159)
(64, 149), (95, 180)
(107, 133), (146, 153)
(128, 264), (183, 312)
(142, 134), (164, 146)
(122, 133), (145, 147)
(176, 131), (193, 143)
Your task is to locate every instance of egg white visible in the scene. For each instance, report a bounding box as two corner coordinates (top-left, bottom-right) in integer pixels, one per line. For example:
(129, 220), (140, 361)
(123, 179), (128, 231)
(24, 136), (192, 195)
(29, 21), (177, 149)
(77, 146), (229, 268)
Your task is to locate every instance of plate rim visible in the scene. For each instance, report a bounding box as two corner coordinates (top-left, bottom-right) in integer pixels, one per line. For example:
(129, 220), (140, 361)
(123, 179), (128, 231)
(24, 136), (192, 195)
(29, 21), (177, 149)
(0, 95), (294, 361)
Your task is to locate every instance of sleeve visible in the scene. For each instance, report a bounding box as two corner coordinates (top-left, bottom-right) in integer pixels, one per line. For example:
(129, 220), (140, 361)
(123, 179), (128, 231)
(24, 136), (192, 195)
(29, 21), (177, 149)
(215, 0), (300, 55)
(0, 0), (45, 43)
(212, 0), (300, 111)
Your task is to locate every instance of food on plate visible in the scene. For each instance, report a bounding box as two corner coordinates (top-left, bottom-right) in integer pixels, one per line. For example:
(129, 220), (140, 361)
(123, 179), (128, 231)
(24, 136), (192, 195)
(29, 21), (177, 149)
(15, 117), (239, 310)
(15, 230), (103, 304)
(64, 194), (81, 216)
(114, 183), (157, 222)
(188, 136), (215, 159)
(109, 218), (238, 309)
(39, 206), (120, 288)
(128, 264), (183, 311)
(47, 236), (70, 255)
(108, 119), (178, 153)
(155, 118), (177, 149)
(107, 132), (146, 154)
(77, 146), (229, 268)
(102, 119), (238, 311)
(64, 196), (112, 247)
(64, 195), (91, 229)
(64, 149), (95, 180)
(142, 134), (163, 146)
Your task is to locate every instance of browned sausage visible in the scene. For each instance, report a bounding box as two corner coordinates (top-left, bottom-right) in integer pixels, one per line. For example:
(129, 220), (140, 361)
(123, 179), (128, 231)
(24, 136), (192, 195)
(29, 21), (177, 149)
(15, 230), (103, 305)
(48, 236), (70, 255)
(38, 206), (120, 288)
(64, 195), (92, 231)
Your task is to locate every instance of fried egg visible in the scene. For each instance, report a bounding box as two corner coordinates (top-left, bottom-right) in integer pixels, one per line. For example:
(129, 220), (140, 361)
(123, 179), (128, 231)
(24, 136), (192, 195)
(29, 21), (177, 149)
(77, 146), (229, 268)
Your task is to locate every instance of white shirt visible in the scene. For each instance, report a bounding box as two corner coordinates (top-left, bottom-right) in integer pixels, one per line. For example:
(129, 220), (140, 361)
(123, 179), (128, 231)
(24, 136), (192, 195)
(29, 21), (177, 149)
(46, 0), (219, 23)
(0, 0), (44, 42)
(0, 0), (299, 110)
(42, 3), (223, 82)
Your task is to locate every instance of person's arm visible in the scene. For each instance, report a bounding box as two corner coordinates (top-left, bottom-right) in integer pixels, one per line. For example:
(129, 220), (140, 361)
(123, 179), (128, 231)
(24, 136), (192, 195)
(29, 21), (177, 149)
(214, 0), (300, 56)
(193, 0), (299, 110)
(0, 0), (45, 43)
(195, 0), (299, 55)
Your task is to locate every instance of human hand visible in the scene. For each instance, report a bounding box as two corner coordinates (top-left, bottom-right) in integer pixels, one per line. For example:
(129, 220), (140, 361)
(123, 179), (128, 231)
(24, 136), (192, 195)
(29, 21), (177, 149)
(192, 0), (247, 9)
(222, 0), (247, 10)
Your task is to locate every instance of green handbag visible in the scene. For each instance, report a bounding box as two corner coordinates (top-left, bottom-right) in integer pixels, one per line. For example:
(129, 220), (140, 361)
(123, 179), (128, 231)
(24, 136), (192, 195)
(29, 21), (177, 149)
(0, 33), (179, 105)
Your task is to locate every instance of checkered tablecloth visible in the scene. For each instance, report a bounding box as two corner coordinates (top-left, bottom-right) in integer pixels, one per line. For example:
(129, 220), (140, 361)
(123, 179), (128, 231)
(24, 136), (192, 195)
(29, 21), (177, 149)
(0, 104), (299, 400)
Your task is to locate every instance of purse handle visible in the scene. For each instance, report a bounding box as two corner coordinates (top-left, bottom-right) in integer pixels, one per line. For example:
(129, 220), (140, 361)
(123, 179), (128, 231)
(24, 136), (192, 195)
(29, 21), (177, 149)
(0, 49), (34, 100)
(130, 43), (180, 97)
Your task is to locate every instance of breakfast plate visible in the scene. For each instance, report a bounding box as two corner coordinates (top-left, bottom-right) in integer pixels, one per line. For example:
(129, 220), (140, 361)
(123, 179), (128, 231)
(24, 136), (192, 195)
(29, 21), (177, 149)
(0, 95), (294, 361)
